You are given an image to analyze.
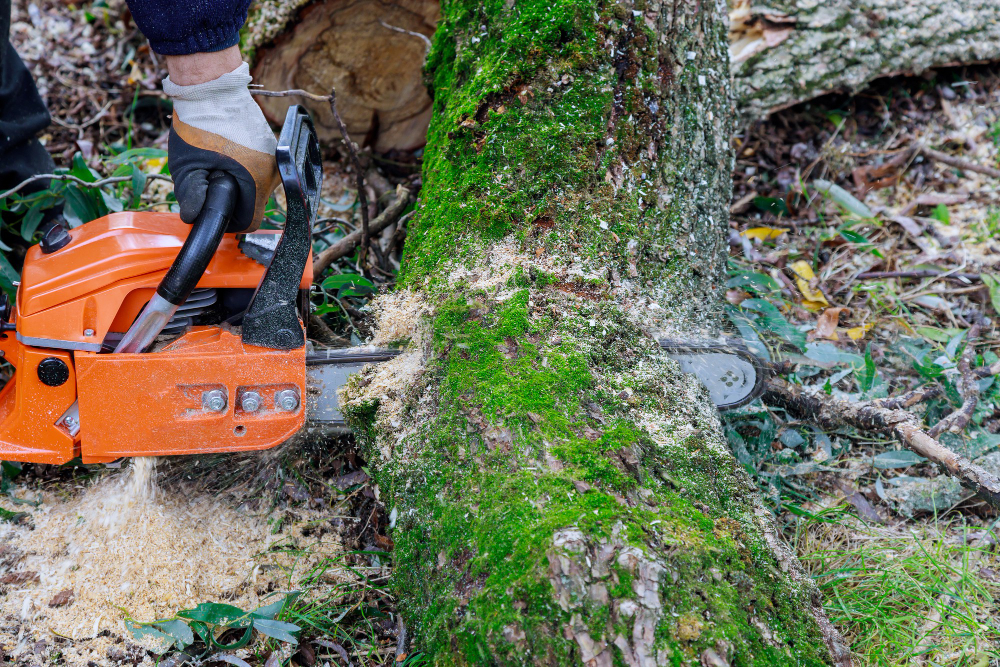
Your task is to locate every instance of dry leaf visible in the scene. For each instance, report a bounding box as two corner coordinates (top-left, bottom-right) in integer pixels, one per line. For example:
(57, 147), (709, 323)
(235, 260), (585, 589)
(742, 227), (788, 241)
(847, 324), (874, 341)
(789, 260), (829, 309)
(914, 192), (969, 206)
(813, 307), (848, 340)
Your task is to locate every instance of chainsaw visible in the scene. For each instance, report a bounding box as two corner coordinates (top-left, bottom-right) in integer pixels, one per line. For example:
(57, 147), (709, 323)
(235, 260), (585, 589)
(0, 106), (766, 465)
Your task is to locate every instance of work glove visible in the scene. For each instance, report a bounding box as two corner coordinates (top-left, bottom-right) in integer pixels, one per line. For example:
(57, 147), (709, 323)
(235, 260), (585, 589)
(164, 63), (279, 233)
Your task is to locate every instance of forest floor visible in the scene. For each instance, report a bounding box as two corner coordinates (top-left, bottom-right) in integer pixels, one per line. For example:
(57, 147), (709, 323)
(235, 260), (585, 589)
(5, 0), (1000, 665)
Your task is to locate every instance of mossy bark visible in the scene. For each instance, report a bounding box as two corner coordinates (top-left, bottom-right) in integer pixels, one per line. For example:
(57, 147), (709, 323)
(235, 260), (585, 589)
(341, 0), (850, 664)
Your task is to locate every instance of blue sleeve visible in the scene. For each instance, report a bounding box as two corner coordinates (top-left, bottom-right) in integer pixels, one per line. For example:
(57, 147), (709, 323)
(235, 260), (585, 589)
(125, 0), (253, 56)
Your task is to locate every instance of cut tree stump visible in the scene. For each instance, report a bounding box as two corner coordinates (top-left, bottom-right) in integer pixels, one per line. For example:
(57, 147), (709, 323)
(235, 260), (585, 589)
(248, 0), (438, 153)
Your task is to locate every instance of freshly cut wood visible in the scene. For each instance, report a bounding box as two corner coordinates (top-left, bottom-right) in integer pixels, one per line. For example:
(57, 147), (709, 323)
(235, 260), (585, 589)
(731, 0), (1000, 118)
(249, 0), (438, 153)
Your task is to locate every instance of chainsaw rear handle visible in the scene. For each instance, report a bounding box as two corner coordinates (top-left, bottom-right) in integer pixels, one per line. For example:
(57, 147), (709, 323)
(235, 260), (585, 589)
(157, 171), (238, 305)
(114, 171), (238, 353)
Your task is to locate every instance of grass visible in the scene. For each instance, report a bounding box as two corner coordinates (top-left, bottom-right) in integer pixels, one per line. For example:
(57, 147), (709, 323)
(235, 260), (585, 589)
(789, 503), (1000, 666)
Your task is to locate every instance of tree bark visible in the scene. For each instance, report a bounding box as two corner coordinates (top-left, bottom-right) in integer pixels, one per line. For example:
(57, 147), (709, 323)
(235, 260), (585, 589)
(339, 0), (850, 664)
(731, 0), (1000, 118)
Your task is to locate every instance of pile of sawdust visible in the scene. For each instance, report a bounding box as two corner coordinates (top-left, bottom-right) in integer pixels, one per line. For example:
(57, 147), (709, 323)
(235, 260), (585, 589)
(0, 458), (344, 665)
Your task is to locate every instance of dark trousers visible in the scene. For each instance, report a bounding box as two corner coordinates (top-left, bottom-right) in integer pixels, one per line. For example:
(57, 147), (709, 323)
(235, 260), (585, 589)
(0, 0), (55, 192)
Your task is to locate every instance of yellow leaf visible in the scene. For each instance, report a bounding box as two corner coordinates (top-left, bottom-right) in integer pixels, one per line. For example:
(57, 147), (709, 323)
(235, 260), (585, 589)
(741, 227), (787, 241)
(846, 324), (873, 341)
(789, 260), (829, 308)
(146, 157), (166, 169)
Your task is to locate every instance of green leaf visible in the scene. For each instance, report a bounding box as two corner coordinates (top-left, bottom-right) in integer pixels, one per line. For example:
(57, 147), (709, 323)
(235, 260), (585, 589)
(178, 602), (251, 627)
(251, 592), (299, 620)
(108, 147), (167, 164)
(322, 274), (373, 291)
(983, 274), (1000, 316)
(738, 298), (807, 352)
(20, 207), (44, 242)
(131, 169), (147, 208)
(858, 343), (877, 393)
(125, 620), (176, 654)
(252, 618), (300, 644)
(63, 187), (101, 225)
(812, 178), (875, 218)
(930, 203), (950, 224)
(0, 253), (20, 298)
(69, 153), (99, 183)
(726, 271), (780, 294)
(154, 619), (194, 648)
(872, 450), (925, 469)
(839, 229), (884, 258)
(100, 189), (125, 213)
(804, 342), (864, 367)
(752, 196), (789, 217)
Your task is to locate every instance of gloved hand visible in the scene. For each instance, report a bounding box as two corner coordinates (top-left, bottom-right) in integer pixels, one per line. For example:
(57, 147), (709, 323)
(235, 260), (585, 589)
(164, 62), (279, 232)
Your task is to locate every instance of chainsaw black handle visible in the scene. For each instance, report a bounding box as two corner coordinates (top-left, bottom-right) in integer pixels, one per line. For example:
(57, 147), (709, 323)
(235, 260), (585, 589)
(156, 171), (238, 306)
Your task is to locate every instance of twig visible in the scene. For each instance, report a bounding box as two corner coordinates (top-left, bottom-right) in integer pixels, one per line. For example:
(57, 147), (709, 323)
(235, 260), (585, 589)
(928, 322), (981, 437)
(313, 185), (413, 275)
(765, 378), (1000, 510)
(918, 145), (1000, 179)
(0, 172), (172, 201)
(855, 269), (981, 283)
(248, 86), (374, 274)
(379, 20), (432, 51)
(249, 87), (330, 103)
(327, 87), (372, 279)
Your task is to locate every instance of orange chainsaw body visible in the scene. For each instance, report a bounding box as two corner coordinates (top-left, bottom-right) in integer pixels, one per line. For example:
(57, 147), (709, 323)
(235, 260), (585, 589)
(0, 212), (312, 464)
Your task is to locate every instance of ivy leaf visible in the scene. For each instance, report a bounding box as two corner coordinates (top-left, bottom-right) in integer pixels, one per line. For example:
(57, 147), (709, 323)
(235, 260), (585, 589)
(252, 618), (301, 644)
(154, 620), (194, 649)
(738, 298), (806, 352)
(872, 450), (925, 469)
(124, 620), (176, 655)
(726, 271), (780, 294)
(178, 602), (251, 628)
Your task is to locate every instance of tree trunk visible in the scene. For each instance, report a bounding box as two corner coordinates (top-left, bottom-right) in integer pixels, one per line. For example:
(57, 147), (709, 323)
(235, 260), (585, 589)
(339, 1), (851, 664)
(731, 0), (1000, 119)
(246, 0), (438, 152)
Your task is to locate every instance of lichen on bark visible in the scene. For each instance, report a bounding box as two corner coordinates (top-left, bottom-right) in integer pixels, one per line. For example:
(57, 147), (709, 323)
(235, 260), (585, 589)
(732, 0), (1000, 119)
(340, 0), (850, 664)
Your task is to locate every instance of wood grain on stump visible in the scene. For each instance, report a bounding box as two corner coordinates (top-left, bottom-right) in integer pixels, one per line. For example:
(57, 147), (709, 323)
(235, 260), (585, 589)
(251, 0), (438, 153)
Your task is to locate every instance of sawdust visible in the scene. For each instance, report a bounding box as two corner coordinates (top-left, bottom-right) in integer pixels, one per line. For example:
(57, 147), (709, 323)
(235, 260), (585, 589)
(0, 459), (345, 665)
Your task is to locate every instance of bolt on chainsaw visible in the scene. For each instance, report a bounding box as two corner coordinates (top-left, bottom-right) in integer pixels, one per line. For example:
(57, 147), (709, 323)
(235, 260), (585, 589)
(0, 106), (766, 464)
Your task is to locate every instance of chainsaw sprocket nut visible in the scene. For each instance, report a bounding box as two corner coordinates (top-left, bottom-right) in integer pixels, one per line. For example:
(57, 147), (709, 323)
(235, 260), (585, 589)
(275, 389), (299, 412)
(202, 389), (227, 412)
(240, 391), (262, 413)
(37, 357), (69, 387)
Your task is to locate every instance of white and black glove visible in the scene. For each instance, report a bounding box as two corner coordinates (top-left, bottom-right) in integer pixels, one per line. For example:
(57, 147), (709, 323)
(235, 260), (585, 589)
(164, 63), (279, 232)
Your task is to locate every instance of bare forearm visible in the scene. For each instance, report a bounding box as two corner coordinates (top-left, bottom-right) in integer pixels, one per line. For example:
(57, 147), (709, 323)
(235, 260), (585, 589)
(165, 46), (243, 86)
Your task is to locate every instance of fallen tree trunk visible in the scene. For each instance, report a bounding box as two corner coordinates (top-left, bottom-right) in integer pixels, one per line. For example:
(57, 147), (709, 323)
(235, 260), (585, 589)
(731, 0), (1000, 119)
(338, 0), (850, 664)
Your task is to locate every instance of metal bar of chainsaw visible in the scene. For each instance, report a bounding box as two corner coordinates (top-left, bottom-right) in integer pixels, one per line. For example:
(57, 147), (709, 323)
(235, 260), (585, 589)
(659, 338), (768, 411)
(305, 348), (401, 428)
(306, 340), (768, 431)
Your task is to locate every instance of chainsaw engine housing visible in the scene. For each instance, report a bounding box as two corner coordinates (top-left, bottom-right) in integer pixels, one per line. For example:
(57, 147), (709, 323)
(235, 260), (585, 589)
(0, 106), (321, 464)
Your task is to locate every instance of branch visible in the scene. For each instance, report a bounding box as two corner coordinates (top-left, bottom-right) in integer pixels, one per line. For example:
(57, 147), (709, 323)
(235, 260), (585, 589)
(765, 378), (1000, 510)
(927, 323), (981, 437)
(327, 87), (372, 278)
(0, 172), (172, 201)
(918, 145), (1000, 179)
(313, 185), (413, 276)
